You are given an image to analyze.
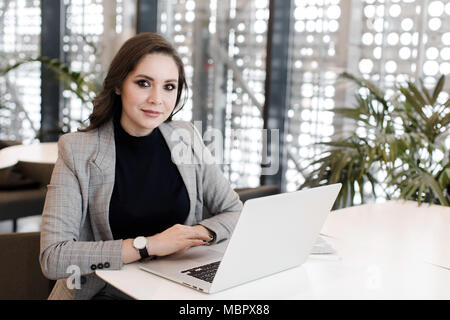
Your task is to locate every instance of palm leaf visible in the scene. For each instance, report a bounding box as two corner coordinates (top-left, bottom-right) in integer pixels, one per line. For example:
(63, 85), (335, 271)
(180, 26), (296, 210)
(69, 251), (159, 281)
(419, 79), (433, 106)
(400, 87), (428, 121)
(0, 56), (98, 104)
(408, 81), (428, 107)
(431, 75), (445, 105)
(439, 111), (450, 127)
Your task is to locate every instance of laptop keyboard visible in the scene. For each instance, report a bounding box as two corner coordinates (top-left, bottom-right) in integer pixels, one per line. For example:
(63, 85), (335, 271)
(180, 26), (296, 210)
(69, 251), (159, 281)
(181, 261), (221, 283)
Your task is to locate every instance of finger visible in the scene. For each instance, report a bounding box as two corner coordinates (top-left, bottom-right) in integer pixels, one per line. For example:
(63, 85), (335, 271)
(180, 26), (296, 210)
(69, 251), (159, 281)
(188, 226), (213, 241)
(190, 234), (213, 242)
(188, 239), (208, 247)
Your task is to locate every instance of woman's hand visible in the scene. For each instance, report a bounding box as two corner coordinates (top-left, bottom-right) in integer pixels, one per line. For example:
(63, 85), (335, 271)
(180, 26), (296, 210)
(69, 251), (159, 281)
(147, 224), (214, 257)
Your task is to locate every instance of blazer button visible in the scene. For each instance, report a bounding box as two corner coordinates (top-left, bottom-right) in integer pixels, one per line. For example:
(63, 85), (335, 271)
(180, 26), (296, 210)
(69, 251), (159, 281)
(90, 264), (97, 271)
(104, 262), (110, 268)
(97, 263), (104, 269)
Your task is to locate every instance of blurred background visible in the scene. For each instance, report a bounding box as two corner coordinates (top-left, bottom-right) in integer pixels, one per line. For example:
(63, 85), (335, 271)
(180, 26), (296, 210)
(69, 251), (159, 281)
(0, 0), (449, 214)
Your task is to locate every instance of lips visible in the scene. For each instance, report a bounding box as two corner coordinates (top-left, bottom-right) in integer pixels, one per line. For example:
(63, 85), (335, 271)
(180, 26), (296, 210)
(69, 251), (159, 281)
(141, 109), (162, 118)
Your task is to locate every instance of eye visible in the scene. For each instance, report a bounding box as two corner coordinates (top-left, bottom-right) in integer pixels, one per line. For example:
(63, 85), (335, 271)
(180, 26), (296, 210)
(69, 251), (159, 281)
(165, 83), (177, 91)
(136, 80), (150, 88)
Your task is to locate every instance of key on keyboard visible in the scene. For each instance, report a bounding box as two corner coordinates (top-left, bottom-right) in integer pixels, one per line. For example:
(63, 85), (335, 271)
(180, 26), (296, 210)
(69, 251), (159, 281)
(181, 261), (221, 283)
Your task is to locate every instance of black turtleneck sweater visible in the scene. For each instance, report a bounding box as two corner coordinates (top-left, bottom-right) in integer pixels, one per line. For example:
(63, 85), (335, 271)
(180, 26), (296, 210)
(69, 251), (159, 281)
(109, 117), (190, 240)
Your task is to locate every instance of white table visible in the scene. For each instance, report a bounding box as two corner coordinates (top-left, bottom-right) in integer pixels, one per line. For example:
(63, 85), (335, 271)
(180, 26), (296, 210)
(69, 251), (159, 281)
(96, 200), (450, 300)
(0, 142), (58, 169)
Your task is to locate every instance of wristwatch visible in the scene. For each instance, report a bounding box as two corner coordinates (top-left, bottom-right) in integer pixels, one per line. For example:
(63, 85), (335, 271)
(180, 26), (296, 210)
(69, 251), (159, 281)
(133, 236), (149, 259)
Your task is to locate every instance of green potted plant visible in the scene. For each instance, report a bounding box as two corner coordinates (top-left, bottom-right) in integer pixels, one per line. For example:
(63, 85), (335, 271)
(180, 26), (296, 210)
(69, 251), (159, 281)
(0, 56), (101, 139)
(300, 72), (450, 208)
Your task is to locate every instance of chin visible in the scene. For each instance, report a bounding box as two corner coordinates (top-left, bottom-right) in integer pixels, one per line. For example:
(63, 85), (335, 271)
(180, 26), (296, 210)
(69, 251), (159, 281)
(141, 119), (163, 131)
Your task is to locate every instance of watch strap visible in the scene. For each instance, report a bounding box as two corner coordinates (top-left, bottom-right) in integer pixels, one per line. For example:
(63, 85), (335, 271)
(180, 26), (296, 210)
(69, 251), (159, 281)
(138, 247), (149, 259)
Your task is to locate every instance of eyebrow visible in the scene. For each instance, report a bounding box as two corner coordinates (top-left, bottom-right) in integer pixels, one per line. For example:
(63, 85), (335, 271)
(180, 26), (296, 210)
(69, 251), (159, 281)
(135, 74), (178, 83)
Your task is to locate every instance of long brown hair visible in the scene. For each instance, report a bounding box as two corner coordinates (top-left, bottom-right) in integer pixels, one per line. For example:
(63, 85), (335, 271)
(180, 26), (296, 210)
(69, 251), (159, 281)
(79, 32), (188, 132)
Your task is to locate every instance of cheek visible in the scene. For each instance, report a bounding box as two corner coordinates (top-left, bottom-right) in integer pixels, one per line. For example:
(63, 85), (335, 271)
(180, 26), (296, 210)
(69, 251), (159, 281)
(122, 89), (144, 108)
(165, 94), (178, 111)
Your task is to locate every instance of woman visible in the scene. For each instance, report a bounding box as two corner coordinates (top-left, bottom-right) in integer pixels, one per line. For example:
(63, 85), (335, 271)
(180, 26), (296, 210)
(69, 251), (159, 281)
(39, 33), (243, 300)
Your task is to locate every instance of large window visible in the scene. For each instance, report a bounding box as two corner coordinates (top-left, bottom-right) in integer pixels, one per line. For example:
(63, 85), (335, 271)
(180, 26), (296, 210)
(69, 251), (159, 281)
(284, 0), (350, 192)
(159, 0), (270, 188)
(358, 0), (450, 87)
(0, 0), (41, 143)
(284, 0), (450, 197)
(61, 0), (137, 132)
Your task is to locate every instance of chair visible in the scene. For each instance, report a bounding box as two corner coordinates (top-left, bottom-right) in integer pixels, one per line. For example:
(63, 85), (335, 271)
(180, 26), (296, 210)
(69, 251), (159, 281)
(0, 232), (54, 299)
(234, 185), (281, 203)
(0, 161), (54, 232)
(16, 161), (54, 187)
(200, 185), (280, 221)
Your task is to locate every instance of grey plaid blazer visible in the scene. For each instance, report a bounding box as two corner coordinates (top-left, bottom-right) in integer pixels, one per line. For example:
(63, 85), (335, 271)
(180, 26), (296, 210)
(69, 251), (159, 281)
(39, 119), (243, 300)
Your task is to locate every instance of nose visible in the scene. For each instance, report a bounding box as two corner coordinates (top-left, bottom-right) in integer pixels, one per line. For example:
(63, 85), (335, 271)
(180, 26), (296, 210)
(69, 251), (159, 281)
(147, 87), (163, 105)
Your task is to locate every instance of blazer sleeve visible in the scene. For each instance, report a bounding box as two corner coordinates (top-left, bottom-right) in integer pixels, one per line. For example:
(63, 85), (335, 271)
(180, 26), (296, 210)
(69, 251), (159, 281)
(39, 134), (123, 280)
(191, 124), (243, 243)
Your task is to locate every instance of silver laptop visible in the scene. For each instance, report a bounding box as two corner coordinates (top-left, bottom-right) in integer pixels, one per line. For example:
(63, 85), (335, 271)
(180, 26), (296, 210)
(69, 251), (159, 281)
(139, 183), (342, 293)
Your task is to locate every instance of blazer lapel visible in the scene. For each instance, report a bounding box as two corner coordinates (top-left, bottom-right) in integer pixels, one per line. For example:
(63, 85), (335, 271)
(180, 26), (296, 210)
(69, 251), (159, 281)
(88, 120), (116, 241)
(159, 122), (197, 226)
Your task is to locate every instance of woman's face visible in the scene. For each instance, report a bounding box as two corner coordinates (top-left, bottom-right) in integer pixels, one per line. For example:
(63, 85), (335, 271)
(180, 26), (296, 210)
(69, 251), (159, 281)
(118, 53), (179, 136)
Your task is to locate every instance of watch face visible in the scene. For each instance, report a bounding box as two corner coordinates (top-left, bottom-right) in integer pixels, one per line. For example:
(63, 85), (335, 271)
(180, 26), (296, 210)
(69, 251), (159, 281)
(133, 236), (147, 250)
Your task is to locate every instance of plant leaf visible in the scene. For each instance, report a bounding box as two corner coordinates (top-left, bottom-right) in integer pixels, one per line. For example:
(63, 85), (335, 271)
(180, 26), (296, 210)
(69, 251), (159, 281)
(431, 75), (445, 105)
